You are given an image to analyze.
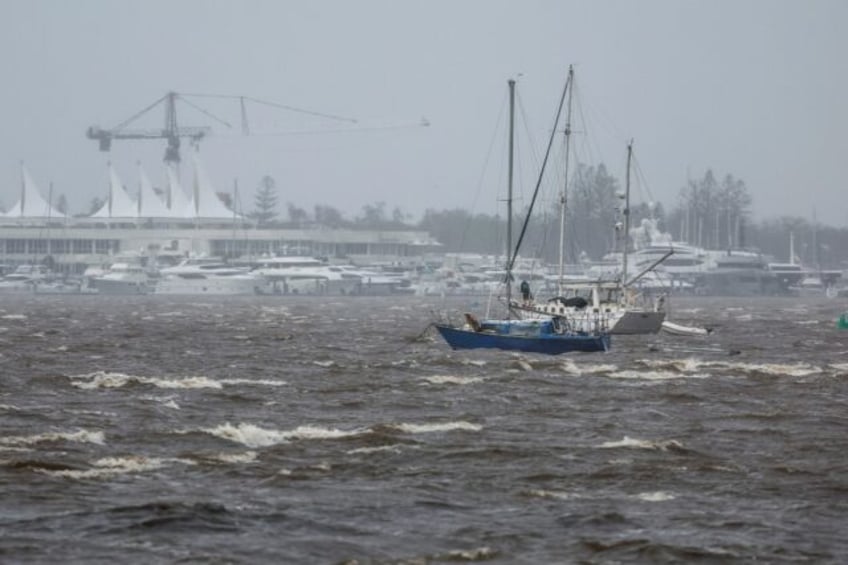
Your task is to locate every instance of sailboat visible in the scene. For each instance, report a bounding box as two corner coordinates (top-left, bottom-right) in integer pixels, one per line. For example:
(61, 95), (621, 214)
(512, 69), (667, 335)
(434, 77), (610, 355)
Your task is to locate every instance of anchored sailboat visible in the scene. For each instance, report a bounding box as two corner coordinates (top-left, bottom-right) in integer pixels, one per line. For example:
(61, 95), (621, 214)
(513, 71), (668, 335)
(434, 76), (610, 355)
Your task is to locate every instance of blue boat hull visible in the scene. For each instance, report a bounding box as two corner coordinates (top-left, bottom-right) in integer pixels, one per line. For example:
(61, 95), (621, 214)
(434, 324), (610, 354)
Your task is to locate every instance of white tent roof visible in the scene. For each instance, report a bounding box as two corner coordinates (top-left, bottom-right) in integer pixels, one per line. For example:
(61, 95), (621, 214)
(137, 164), (175, 218)
(2, 164), (66, 219)
(190, 155), (238, 219)
(91, 164), (138, 219)
(166, 166), (193, 218)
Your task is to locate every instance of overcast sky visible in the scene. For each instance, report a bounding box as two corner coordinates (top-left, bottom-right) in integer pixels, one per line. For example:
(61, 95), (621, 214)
(1, 0), (846, 226)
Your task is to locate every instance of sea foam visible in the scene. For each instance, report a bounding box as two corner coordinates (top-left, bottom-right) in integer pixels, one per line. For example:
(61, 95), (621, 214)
(2, 429), (105, 447)
(599, 436), (684, 451)
(201, 422), (366, 448)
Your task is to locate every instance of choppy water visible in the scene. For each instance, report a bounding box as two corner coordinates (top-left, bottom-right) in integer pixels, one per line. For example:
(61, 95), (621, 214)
(1, 294), (846, 563)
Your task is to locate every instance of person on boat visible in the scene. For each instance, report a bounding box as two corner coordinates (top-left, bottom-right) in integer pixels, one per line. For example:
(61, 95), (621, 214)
(520, 280), (532, 304)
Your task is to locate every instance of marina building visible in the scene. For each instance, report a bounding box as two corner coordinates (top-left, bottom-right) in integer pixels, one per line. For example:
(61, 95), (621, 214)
(0, 162), (441, 275)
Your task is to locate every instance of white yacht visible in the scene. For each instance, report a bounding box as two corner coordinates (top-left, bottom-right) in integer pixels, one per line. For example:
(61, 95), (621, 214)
(0, 264), (48, 292)
(89, 262), (153, 295)
(250, 256), (361, 295)
(155, 258), (265, 295)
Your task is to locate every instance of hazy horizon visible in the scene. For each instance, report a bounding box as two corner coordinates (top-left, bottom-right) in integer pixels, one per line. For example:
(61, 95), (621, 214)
(1, 0), (845, 225)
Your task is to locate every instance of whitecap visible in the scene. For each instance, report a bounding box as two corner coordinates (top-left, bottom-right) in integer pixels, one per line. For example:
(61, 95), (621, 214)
(561, 359), (618, 375)
(313, 360), (335, 368)
(721, 361), (822, 377)
(201, 422), (366, 448)
(446, 547), (497, 561)
(421, 375), (482, 385)
(346, 445), (403, 455)
(2, 429), (105, 447)
(525, 489), (581, 500)
(641, 357), (703, 373)
(390, 421), (482, 434)
(286, 425), (365, 441)
(637, 491), (676, 502)
(44, 455), (186, 479)
(202, 423), (290, 448)
(0, 445), (32, 453)
(1, 314), (27, 320)
(607, 370), (709, 381)
(599, 436), (683, 451)
(71, 372), (284, 390)
(70, 371), (224, 390)
(219, 378), (288, 387)
(515, 358), (534, 372)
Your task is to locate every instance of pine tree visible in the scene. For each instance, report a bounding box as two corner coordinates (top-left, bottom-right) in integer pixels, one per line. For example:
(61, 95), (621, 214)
(248, 175), (279, 226)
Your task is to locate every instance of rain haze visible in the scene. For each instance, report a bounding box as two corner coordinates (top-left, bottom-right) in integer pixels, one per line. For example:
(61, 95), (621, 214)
(1, 0), (846, 225)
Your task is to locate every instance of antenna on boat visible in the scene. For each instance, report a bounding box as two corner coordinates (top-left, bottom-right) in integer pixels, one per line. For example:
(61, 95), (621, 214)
(623, 139), (633, 286)
(558, 65), (574, 295)
(506, 78), (516, 316)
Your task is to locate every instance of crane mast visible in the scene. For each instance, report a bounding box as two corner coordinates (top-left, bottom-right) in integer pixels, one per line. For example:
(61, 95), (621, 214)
(86, 91), (215, 165)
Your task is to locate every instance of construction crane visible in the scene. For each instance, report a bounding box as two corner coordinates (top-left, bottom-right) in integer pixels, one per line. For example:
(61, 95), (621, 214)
(87, 91), (426, 164)
(86, 91), (229, 165)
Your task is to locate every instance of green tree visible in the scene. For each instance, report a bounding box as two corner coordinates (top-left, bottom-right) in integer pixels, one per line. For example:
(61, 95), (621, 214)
(314, 204), (347, 228)
(565, 163), (621, 260)
(248, 175), (279, 226)
(356, 202), (387, 228)
(216, 192), (234, 211)
(56, 194), (69, 215)
(287, 203), (309, 226)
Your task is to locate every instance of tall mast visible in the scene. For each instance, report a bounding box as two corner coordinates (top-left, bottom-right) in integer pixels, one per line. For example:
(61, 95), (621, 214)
(232, 178), (239, 259)
(506, 78), (516, 311)
(622, 140), (633, 285)
(558, 65), (574, 294)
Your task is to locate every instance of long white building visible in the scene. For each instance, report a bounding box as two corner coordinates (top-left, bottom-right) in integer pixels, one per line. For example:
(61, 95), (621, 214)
(0, 161), (441, 274)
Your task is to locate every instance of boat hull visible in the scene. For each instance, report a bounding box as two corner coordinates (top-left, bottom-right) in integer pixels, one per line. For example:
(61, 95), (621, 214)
(610, 310), (666, 335)
(92, 279), (151, 295)
(660, 320), (712, 336)
(434, 324), (610, 354)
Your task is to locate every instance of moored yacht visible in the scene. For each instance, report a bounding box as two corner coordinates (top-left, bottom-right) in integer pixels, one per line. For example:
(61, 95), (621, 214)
(89, 262), (154, 295)
(250, 256), (361, 295)
(155, 258), (266, 295)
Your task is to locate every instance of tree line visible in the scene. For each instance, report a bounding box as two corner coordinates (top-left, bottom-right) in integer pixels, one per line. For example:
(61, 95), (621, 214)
(35, 168), (844, 269)
(244, 170), (848, 268)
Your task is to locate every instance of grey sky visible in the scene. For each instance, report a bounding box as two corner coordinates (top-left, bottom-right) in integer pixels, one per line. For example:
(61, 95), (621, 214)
(1, 0), (846, 226)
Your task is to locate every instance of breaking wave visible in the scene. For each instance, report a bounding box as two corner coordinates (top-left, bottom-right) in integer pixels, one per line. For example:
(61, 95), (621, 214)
(200, 423), (367, 448)
(389, 421), (482, 434)
(421, 374), (483, 385)
(44, 455), (190, 479)
(1, 429), (105, 447)
(69, 371), (286, 390)
(599, 436), (685, 451)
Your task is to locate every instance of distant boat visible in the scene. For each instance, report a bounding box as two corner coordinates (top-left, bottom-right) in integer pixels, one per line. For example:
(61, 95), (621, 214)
(89, 259), (154, 295)
(434, 75), (610, 355)
(661, 320), (712, 337)
(155, 257), (265, 295)
(516, 137), (667, 335)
